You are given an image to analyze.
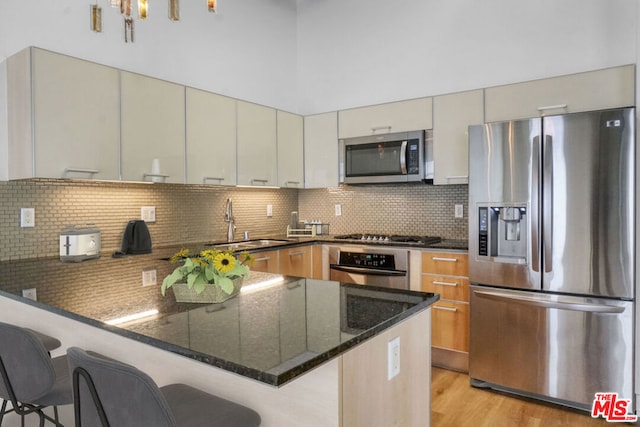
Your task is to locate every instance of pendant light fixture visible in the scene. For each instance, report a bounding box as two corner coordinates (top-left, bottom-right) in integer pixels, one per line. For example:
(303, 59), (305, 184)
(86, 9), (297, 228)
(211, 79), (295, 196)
(169, 0), (179, 21)
(90, 0), (221, 42)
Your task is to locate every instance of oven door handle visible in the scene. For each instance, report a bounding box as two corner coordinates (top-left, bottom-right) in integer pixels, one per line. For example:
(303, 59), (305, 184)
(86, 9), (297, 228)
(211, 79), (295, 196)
(329, 264), (407, 277)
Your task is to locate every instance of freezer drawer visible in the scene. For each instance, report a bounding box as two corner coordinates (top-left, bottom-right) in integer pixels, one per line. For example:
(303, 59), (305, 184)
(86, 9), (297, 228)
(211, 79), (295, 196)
(469, 285), (634, 410)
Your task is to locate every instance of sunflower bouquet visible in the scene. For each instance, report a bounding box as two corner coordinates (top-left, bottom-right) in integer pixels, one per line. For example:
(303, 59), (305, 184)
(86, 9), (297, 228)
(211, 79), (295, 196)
(161, 248), (254, 297)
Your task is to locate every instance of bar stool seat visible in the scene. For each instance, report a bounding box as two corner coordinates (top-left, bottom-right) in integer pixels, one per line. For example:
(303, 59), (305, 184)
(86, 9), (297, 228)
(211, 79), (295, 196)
(0, 322), (72, 427)
(67, 347), (261, 427)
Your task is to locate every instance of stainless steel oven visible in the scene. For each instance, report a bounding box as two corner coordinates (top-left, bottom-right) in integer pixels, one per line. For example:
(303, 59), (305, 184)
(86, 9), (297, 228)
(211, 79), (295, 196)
(328, 246), (409, 290)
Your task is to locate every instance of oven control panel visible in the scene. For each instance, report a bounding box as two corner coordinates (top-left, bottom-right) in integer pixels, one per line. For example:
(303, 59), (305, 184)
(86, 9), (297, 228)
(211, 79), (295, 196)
(338, 251), (396, 270)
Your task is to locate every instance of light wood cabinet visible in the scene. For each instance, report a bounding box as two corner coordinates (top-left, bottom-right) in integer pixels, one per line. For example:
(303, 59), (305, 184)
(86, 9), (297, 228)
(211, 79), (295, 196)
(237, 101), (277, 186)
(485, 65), (635, 122)
(432, 89), (484, 185)
(304, 112), (339, 188)
(279, 246), (312, 277)
(338, 97), (433, 139)
(421, 250), (469, 372)
(7, 47), (120, 180)
(250, 250), (279, 274)
(121, 72), (185, 183)
(277, 111), (304, 188)
(185, 88), (237, 185)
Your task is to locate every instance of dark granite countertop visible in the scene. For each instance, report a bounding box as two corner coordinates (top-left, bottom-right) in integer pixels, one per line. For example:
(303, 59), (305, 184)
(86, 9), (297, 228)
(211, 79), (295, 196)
(0, 252), (438, 387)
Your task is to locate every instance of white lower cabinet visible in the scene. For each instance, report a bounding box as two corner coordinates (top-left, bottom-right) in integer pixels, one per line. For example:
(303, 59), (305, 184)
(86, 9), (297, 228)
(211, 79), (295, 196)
(237, 101), (277, 186)
(121, 72), (185, 183)
(186, 88), (237, 185)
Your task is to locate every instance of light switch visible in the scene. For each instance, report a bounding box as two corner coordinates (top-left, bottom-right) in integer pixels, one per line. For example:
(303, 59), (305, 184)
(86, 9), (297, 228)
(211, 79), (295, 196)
(388, 336), (400, 380)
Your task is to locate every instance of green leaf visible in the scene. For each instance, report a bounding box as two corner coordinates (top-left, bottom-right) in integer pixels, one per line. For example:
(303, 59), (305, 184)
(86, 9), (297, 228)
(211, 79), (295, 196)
(218, 277), (234, 294)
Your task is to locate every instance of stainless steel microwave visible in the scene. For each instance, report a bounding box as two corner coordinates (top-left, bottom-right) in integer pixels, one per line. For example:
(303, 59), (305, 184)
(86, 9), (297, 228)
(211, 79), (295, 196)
(339, 130), (432, 184)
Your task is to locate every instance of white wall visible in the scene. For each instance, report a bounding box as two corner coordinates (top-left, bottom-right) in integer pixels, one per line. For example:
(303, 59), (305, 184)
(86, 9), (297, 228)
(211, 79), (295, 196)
(0, 0), (636, 115)
(297, 0), (638, 114)
(0, 0), (299, 112)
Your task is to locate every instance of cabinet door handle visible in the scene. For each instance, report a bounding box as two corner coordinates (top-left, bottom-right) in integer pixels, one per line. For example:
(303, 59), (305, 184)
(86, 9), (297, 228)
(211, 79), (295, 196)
(289, 251), (306, 257)
(445, 175), (468, 180)
(432, 257), (458, 262)
(203, 176), (224, 183)
(251, 179), (269, 185)
(433, 306), (458, 312)
(537, 104), (567, 112)
(432, 281), (458, 287)
(284, 181), (300, 187)
(63, 168), (100, 177)
(371, 125), (392, 134)
(143, 173), (170, 181)
(254, 256), (271, 262)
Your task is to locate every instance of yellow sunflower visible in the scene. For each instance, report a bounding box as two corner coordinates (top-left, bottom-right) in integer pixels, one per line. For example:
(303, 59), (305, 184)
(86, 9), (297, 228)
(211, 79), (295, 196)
(213, 252), (236, 273)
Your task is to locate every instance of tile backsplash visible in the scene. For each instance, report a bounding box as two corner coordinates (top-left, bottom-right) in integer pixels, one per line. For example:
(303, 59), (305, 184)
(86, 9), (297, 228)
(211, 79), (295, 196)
(298, 184), (468, 239)
(0, 180), (468, 261)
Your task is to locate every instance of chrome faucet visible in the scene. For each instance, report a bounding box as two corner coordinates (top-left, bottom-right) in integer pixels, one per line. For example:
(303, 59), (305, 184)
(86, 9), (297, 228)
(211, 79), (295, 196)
(224, 198), (236, 242)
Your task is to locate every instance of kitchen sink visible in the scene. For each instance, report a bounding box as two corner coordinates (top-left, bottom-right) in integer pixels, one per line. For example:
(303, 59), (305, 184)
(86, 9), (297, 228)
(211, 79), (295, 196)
(207, 239), (290, 251)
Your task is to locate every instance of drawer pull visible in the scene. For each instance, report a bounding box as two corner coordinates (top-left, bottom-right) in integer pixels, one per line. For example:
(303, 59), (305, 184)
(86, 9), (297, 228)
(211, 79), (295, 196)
(371, 125), (392, 133)
(254, 257), (271, 262)
(433, 306), (458, 312)
(289, 251), (306, 257)
(432, 257), (458, 262)
(432, 281), (457, 287)
(202, 176), (224, 183)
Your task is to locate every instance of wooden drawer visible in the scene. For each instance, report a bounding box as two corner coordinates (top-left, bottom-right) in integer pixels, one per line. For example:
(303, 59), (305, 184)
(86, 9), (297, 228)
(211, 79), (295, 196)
(250, 250), (279, 274)
(279, 246), (311, 278)
(422, 251), (468, 277)
(421, 275), (469, 302)
(431, 300), (469, 353)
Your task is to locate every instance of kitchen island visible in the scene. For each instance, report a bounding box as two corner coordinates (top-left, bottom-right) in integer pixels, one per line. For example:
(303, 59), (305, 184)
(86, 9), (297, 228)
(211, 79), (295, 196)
(0, 251), (438, 426)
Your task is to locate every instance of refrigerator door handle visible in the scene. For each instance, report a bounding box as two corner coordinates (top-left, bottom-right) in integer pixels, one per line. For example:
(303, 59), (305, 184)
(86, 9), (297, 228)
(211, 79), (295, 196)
(542, 134), (553, 273)
(531, 136), (540, 273)
(472, 289), (625, 314)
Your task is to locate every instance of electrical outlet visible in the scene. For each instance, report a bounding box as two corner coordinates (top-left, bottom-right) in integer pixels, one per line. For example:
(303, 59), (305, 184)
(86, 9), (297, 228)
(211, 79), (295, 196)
(267, 205), (273, 217)
(20, 208), (35, 228)
(22, 288), (37, 301)
(455, 204), (464, 218)
(388, 336), (400, 380)
(335, 204), (342, 216)
(141, 206), (156, 222)
(142, 269), (157, 287)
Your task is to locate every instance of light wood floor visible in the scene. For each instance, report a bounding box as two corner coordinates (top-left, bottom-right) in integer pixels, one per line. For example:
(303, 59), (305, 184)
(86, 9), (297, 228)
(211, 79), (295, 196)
(431, 367), (637, 426)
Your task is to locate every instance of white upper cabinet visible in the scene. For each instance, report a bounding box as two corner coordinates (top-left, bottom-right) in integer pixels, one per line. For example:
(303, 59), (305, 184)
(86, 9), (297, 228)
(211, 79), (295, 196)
(304, 112), (339, 188)
(432, 89), (484, 185)
(485, 65), (635, 122)
(277, 111), (304, 188)
(186, 88), (237, 186)
(237, 101), (277, 187)
(7, 48), (120, 180)
(338, 97), (433, 139)
(121, 72), (186, 183)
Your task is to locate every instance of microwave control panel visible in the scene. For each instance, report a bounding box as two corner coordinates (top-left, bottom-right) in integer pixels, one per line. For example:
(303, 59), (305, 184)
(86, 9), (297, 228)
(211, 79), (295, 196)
(407, 139), (420, 174)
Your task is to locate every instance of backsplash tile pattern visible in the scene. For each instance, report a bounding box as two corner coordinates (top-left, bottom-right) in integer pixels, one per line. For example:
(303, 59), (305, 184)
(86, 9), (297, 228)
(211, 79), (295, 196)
(0, 180), (468, 261)
(0, 179), (297, 261)
(298, 184), (468, 239)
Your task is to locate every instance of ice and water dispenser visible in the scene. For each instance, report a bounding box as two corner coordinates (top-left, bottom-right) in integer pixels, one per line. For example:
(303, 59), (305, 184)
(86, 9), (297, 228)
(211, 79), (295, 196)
(477, 205), (527, 264)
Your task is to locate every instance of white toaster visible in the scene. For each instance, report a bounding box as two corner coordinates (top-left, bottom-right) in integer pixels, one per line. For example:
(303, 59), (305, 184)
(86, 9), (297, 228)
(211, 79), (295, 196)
(60, 227), (101, 262)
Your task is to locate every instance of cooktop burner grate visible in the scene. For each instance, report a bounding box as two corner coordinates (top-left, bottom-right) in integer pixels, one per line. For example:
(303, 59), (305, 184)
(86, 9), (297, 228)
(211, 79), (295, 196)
(333, 234), (441, 245)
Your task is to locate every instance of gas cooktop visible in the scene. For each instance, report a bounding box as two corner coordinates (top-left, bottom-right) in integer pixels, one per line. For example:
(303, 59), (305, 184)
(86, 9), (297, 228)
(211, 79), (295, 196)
(333, 234), (441, 245)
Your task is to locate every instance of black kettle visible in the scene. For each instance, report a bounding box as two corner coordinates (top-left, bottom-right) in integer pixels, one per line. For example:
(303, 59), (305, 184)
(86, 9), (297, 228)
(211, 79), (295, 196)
(114, 220), (152, 256)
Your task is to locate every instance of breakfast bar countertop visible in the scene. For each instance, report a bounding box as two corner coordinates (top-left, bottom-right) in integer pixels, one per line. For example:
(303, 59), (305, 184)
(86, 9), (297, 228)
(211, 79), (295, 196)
(0, 252), (438, 387)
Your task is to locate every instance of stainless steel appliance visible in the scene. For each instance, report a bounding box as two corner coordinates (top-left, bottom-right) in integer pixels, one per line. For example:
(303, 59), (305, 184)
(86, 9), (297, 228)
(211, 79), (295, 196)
(333, 233), (441, 246)
(328, 245), (409, 289)
(339, 130), (432, 184)
(59, 227), (101, 262)
(468, 107), (635, 411)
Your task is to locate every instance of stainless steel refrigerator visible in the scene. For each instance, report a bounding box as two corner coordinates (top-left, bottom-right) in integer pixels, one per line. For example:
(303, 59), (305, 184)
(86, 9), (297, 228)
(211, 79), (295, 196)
(468, 107), (635, 411)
